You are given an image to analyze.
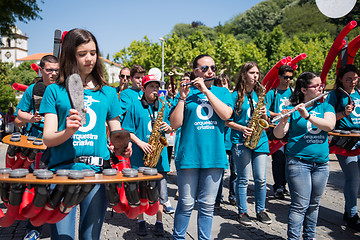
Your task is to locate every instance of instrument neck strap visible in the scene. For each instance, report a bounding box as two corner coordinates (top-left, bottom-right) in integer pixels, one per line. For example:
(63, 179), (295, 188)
(246, 91), (255, 115)
(141, 96), (159, 127)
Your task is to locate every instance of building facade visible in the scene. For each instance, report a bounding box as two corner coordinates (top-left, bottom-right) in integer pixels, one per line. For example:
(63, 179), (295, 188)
(0, 26), (28, 67)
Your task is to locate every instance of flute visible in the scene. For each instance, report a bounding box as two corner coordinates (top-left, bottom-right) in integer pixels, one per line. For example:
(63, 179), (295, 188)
(271, 91), (330, 123)
(181, 76), (219, 87)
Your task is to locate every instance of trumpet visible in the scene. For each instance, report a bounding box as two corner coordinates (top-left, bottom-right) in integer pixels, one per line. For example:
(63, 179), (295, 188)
(271, 91), (330, 123)
(181, 76), (219, 87)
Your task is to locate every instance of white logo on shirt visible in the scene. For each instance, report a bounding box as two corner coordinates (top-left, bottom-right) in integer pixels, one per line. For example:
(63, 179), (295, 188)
(148, 120), (153, 133)
(279, 97), (290, 112)
(79, 96), (100, 132)
(196, 102), (213, 120)
(307, 111), (321, 134)
(196, 96), (214, 120)
(352, 99), (360, 117)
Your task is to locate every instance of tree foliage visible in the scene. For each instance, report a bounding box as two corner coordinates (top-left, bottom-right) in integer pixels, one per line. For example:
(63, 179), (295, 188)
(0, 0), (42, 37)
(222, 0), (283, 39)
(172, 23), (218, 41)
(113, 26), (343, 87)
(220, 0), (360, 42)
(281, 2), (337, 37)
(111, 0), (360, 87)
(0, 62), (17, 113)
(9, 61), (38, 86)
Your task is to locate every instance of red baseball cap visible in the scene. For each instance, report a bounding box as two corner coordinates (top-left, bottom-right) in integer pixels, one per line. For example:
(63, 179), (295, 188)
(142, 75), (164, 87)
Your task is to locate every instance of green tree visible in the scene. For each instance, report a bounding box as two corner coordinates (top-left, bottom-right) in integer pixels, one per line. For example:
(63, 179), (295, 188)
(9, 61), (38, 86)
(113, 36), (162, 71)
(277, 33), (334, 77)
(172, 22), (218, 41)
(222, 0), (283, 39)
(113, 32), (216, 77)
(0, 62), (17, 112)
(254, 25), (285, 65)
(0, 0), (42, 37)
(213, 34), (266, 77)
(281, 2), (337, 37)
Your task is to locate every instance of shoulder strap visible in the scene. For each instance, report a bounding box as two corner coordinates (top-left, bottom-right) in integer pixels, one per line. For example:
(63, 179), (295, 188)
(335, 89), (343, 112)
(269, 88), (277, 112)
(246, 92), (255, 114)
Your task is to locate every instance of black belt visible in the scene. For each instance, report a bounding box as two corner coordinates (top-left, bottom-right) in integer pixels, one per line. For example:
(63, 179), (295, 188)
(73, 156), (103, 166)
(48, 156), (104, 169)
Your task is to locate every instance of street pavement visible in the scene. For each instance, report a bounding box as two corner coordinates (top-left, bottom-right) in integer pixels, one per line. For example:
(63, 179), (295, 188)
(0, 142), (359, 239)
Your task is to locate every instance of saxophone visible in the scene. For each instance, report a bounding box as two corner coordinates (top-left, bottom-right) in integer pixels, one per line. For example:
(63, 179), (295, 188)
(244, 80), (269, 149)
(144, 97), (168, 167)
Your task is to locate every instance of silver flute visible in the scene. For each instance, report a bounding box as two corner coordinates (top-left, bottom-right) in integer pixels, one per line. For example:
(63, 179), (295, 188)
(271, 91), (330, 123)
(181, 76), (219, 87)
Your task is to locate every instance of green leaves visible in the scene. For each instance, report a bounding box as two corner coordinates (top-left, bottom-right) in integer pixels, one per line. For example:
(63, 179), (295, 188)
(9, 61), (38, 86)
(112, 26), (339, 86)
(112, 0), (357, 87)
(0, 62), (17, 112)
(0, 0), (42, 37)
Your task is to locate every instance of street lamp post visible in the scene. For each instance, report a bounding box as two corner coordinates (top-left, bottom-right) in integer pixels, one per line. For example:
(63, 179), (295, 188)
(159, 37), (165, 84)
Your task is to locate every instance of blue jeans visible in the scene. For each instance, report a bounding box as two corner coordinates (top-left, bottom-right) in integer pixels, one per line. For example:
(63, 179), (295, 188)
(216, 169), (225, 203)
(50, 184), (108, 240)
(232, 143), (267, 214)
(286, 156), (329, 240)
(173, 168), (223, 240)
(337, 154), (360, 218)
(158, 172), (168, 205)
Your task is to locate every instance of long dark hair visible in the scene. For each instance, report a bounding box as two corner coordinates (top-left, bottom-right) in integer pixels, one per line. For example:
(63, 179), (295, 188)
(290, 72), (319, 105)
(334, 64), (360, 90)
(58, 28), (107, 89)
(234, 62), (261, 114)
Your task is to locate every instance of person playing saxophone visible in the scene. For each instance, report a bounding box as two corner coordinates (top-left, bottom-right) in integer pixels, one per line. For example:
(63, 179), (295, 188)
(226, 62), (272, 226)
(122, 74), (173, 236)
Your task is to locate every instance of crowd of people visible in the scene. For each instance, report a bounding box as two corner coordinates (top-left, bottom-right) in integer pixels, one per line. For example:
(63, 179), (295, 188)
(5, 28), (360, 240)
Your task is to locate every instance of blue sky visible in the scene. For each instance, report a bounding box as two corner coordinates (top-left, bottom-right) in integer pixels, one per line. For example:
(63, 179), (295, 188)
(16, 0), (264, 61)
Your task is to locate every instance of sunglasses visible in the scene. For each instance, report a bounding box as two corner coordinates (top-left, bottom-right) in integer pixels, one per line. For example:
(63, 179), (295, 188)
(282, 75), (293, 80)
(120, 74), (130, 79)
(307, 83), (325, 90)
(43, 68), (59, 73)
(195, 65), (217, 73)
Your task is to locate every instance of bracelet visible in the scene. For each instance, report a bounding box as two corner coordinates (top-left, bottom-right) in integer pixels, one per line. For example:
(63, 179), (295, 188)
(304, 114), (311, 120)
(179, 97), (186, 101)
(342, 111), (348, 117)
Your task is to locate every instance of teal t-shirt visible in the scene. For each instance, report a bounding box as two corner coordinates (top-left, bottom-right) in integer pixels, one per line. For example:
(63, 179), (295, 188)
(39, 84), (121, 172)
(230, 91), (270, 153)
(17, 83), (44, 137)
(266, 88), (292, 123)
(171, 86), (232, 170)
(122, 98), (170, 172)
(166, 97), (175, 108)
(285, 101), (335, 163)
(119, 88), (143, 122)
(327, 90), (360, 130)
